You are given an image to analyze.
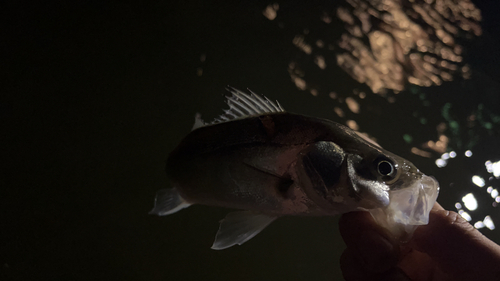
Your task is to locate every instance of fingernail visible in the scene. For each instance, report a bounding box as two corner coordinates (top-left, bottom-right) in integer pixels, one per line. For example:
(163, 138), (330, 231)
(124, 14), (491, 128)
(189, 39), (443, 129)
(356, 230), (398, 272)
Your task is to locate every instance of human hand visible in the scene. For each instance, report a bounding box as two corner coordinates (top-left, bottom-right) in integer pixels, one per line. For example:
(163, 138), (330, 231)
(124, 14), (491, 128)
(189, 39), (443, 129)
(339, 202), (500, 280)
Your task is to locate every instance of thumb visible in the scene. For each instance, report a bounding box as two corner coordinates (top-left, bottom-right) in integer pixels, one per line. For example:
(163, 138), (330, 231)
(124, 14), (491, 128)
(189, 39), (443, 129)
(412, 203), (500, 280)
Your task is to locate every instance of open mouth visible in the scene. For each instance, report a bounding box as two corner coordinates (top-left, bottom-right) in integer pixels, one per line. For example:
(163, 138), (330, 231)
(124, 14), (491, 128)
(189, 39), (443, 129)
(368, 175), (440, 240)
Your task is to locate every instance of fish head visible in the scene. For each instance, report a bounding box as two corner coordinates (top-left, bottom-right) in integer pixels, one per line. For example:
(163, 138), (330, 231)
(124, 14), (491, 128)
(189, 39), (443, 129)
(346, 150), (420, 208)
(296, 141), (439, 240)
(347, 149), (440, 240)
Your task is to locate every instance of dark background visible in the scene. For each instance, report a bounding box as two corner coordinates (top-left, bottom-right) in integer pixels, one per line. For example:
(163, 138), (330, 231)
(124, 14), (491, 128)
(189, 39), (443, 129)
(3, 1), (500, 280)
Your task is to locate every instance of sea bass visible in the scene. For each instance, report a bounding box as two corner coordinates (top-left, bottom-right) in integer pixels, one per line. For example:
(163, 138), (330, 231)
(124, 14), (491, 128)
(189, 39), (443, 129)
(150, 88), (439, 249)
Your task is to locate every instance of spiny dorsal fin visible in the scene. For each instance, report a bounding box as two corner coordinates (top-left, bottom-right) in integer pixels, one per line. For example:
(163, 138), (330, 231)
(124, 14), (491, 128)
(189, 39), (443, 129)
(214, 87), (285, 125)
(192, 113), (205, 131)
(191, 87), (285, 130)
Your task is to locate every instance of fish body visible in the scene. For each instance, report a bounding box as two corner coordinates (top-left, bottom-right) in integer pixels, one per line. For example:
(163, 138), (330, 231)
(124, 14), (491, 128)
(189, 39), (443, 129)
(151, 89), (439, 249)
(169, 113), (409, 215)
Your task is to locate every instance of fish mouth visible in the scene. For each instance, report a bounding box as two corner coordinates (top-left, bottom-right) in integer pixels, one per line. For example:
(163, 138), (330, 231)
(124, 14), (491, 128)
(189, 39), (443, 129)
(367, 175), (440, 240)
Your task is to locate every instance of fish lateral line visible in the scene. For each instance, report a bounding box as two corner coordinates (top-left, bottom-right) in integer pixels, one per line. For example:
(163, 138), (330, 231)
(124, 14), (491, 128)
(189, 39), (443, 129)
(242, 161), (294, 198)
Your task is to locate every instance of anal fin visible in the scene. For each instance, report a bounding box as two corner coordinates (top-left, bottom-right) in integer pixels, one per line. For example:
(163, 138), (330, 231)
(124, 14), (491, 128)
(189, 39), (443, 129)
(149, 188), (191, 216)
(211, 211), (277, 250)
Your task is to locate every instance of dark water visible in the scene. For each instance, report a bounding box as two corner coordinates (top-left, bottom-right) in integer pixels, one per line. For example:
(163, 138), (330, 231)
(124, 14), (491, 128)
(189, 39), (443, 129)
(3, 1), (500, 280)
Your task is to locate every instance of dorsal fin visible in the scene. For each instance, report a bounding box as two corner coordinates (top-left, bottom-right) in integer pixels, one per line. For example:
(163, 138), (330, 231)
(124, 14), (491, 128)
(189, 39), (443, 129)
(213, 87), (285, 124)
(191, 113), (205, 131)
(192, 87), (285, 130)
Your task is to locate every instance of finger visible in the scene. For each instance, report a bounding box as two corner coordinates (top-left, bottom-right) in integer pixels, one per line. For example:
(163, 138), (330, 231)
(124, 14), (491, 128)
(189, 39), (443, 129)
(430, 201), (445, 211)
(339, 211), (394, 247)
(373, 267), (413, 281)
(412, 203), (500, 280)
(341, 248), (412, 281)
(339, 212), (399, 273)
(398, 248), (449, 280)
(340, 248), (371, 280)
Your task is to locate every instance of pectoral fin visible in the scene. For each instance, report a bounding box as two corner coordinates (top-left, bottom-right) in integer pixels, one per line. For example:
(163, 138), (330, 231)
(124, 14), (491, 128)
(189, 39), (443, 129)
(211, 211), (277, 250)
(149, 188), (191, 216)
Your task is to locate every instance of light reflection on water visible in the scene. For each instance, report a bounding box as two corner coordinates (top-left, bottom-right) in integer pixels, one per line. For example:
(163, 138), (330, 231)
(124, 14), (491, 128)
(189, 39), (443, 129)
(435, 158), (447, 168)
(491, 160), (500, 177)
(474, 216), (496, 230)
(458, 210), (472, 221)
(462, 193), (478, 211)
(450, 151), (500, 229)
(484, 216), (495, 230)
(335, 0), (480, 93)
(281, 0), (480, 96)
(447, 151), (500, 229)
(490, 188), (499, 198)
(472, 175), (485, 187)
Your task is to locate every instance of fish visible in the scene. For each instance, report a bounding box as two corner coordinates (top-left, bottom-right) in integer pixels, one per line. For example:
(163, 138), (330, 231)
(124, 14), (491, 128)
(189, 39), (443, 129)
(150, 88), (439, 249)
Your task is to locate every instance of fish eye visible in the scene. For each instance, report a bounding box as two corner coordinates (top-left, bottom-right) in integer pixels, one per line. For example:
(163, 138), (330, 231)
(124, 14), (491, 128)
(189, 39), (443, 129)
(373, 156), (399, 184)
(378, 160), (394, 176)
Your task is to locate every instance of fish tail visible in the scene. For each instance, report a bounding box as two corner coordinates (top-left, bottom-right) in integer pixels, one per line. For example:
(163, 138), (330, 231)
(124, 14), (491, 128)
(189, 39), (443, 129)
(149, 188), (191, 216)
